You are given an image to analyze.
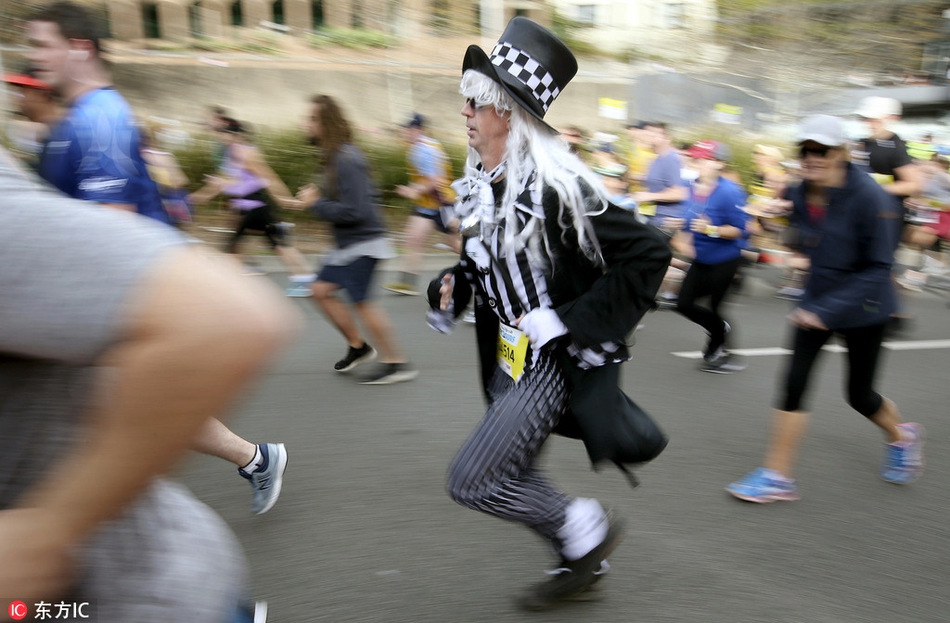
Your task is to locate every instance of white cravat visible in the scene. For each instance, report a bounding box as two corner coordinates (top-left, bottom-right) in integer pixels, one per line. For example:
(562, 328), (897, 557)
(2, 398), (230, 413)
(452, 161), (507, 239)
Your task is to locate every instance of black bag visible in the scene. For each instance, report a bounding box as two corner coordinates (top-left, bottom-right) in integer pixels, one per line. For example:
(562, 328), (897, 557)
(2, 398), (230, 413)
(440, 210), (669, 487)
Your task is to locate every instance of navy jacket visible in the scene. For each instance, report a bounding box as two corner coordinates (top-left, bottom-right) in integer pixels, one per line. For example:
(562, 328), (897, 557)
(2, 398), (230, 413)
(787, 162), (899, 330)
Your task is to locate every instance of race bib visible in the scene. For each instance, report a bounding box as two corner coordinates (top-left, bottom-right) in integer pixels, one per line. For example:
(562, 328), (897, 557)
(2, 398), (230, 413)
(497, 323), (529, 382)
(638, 201), (657, 217)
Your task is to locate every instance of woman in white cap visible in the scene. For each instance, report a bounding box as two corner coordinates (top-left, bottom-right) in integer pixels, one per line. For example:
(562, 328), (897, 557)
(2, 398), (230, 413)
(727, 114), (924, 504)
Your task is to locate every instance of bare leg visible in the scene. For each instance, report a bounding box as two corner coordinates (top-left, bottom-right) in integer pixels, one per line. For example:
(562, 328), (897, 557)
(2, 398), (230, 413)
(354, 301), (405, 363)
(275, 245), (313, 277)
(762, 409), (811, 478)
(659, 264), (687, 297)
(220, 253), (248, 271)
(442, 231), (462, 254)
(311, 281), (364, 348)
(869, 397), (903, 443)
(403, 215), (434, 276)
(193, 418), (257, 467)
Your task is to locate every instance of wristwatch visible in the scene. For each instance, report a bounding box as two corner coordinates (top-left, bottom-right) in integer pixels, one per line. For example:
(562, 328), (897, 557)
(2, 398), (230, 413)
(706, 225), (721, 238)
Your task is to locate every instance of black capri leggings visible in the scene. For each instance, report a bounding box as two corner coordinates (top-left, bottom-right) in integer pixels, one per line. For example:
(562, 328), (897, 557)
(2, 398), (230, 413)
(777, 322), (888, 416)
(226, 205), (286, 253)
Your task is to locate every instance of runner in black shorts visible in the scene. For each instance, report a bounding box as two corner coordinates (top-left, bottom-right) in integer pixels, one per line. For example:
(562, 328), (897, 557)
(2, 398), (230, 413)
(292, 95), (418, 385)
(414, 204), (453, 233)
(382, 113), (461, 296)
(227, 190), (287, 252)
(188, 118), (316, 294)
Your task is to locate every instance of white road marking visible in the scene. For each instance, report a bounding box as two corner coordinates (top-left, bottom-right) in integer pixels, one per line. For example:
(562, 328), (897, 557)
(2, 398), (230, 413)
(672, 339), (950, 360)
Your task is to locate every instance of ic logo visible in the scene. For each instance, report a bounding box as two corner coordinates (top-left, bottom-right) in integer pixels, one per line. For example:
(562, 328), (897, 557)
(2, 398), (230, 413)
(8, 601), (28, 620)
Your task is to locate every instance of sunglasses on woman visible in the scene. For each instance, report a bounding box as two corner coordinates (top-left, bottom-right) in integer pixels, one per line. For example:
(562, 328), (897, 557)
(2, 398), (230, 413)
(799, 145), (833, 158)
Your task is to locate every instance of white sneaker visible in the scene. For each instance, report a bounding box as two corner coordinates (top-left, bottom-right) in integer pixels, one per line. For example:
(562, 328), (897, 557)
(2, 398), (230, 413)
(284, 283), (313, 298)
(254, 601), (268, 623)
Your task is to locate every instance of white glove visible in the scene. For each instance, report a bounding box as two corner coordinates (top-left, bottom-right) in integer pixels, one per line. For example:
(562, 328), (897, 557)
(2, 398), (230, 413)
(516, 307), (568, 351)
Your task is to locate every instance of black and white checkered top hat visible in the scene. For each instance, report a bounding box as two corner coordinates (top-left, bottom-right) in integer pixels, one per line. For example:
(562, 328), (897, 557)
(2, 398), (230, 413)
(463, 17), (577, 132)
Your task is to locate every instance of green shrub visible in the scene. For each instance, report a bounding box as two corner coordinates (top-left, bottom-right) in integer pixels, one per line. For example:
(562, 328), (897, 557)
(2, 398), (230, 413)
(172, 127), (470, 229)
(676, 126), (791, 188)
(174, 137), (218, 190)
(187, 36), (282, 55)
(143, 40), (188, 52)
(306, 28), (397, 50)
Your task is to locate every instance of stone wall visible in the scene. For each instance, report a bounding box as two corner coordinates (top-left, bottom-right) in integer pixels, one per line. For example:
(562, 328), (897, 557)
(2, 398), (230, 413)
(241, 0), (269, 29)
(110, 0), (146, 40)
(104, 0), (503, 40)
(109, 60), (633, 141)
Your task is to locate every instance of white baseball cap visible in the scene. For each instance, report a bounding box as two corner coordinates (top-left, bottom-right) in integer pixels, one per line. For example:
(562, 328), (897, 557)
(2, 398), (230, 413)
(855, 96), (902, 120)
(797, 115), (846, 147)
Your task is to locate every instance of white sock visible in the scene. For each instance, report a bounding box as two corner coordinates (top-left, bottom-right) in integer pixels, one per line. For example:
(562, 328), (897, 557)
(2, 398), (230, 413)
(241, 445), (264, 473)
(894, 424), (914, 445)
(289, 273), (317, 283)
(557, 498), (608, 561)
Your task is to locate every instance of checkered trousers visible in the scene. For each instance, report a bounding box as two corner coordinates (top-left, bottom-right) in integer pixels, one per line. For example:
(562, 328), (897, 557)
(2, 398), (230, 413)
(447, 349), (572, 545)
(490, 42), (561, 112)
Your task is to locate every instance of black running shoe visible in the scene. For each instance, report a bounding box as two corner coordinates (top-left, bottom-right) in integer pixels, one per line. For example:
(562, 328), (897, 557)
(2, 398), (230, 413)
(518, 517), (626, 611)
(334, 343), (377, 372)
(359, 362), (419, 385)
(700, 351), (746, 374)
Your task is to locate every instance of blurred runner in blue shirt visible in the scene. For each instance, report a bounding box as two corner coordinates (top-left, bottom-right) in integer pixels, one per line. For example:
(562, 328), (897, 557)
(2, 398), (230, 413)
(29, 2), (169, 224)
(633, 122), (689, 233)
(677, 140), (748, 374)
(27, 2), (292, 521)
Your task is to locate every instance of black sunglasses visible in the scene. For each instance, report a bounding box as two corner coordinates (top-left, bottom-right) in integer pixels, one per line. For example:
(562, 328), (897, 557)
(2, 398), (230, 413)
(799, 145), (833, 158)
(465, 98), (491, 111)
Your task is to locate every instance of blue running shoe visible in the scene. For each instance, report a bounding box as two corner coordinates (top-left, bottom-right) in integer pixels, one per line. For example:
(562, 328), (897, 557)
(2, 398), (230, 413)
(284, 283), (312, 298)
(238, 443), (288, 515)
(881, 422), (925, 484)
(726, 468), (800, 503)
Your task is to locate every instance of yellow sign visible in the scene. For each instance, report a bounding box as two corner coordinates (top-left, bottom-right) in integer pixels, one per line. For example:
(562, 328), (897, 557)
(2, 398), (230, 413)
(497, 323), (529, 383)
(714, 103), (743, 115)
(598, 97), (628, 120)
(713, 103), (743, 125)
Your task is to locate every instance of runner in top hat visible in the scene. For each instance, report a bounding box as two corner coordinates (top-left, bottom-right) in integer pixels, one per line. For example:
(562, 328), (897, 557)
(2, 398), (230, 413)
(429, 16), (671, 610)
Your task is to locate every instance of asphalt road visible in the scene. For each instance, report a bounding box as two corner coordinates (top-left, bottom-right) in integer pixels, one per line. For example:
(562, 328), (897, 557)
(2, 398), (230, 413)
(177, 262), (950, 623)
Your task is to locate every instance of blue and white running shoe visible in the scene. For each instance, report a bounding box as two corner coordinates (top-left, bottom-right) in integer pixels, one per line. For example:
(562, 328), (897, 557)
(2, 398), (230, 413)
(238, 443), (288, 515)
(881, 423), (925, 484)
(726, 467), (800, 503)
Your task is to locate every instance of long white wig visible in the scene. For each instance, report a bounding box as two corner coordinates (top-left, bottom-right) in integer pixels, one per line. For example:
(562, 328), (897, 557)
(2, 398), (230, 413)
(460, 69), (609, 266)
